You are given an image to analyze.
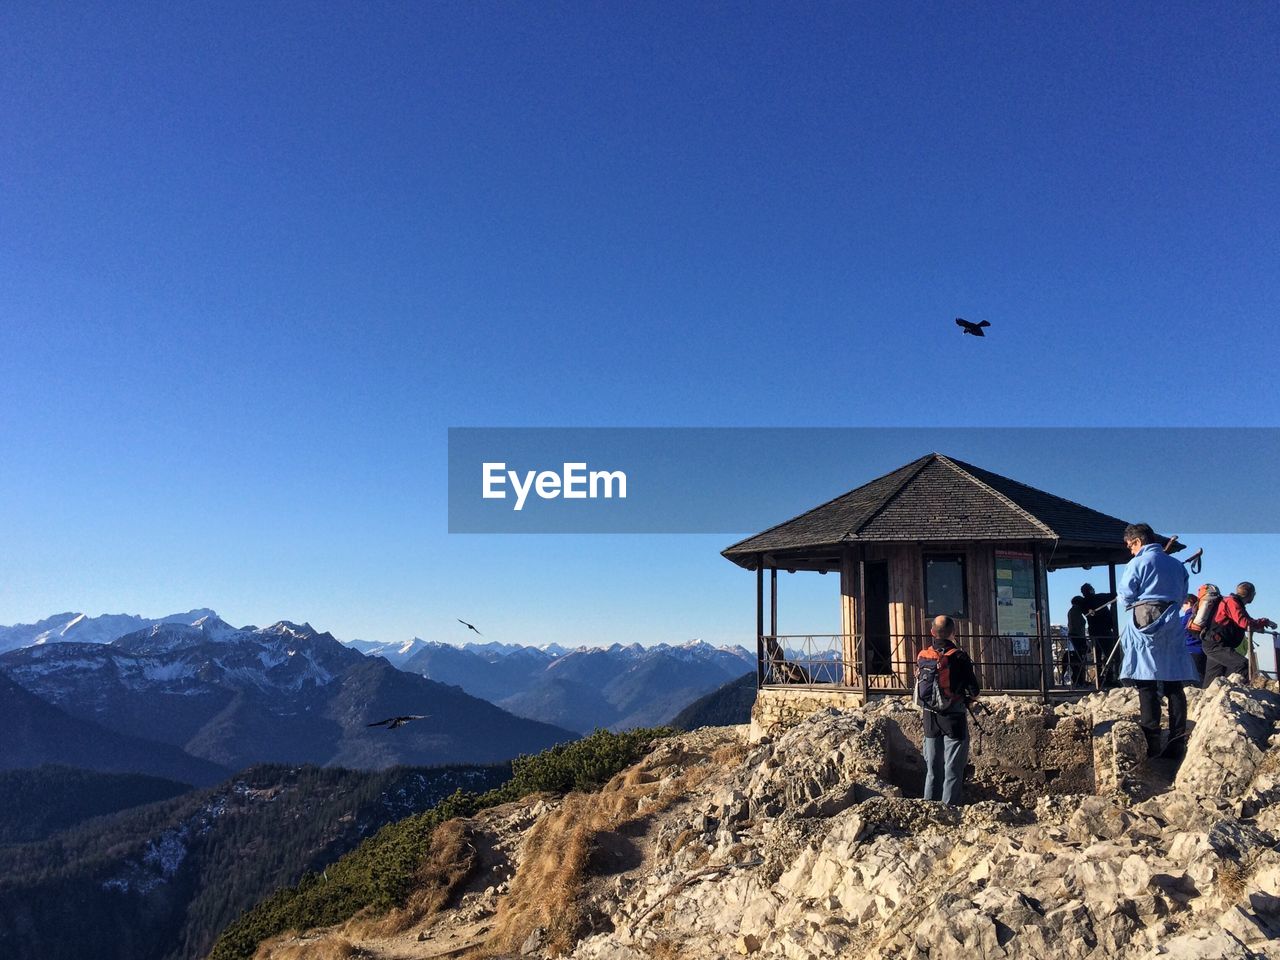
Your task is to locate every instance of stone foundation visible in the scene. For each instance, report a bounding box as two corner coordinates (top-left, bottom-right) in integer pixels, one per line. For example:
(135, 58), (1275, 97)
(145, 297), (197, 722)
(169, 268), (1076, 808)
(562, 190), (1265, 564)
(749, 686), (864, 740)
(750, 685), (1098, 803)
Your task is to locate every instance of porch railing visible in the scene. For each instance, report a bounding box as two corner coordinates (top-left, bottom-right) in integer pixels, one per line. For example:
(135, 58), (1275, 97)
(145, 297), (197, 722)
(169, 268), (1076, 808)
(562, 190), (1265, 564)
(757, 633), (1121, 698)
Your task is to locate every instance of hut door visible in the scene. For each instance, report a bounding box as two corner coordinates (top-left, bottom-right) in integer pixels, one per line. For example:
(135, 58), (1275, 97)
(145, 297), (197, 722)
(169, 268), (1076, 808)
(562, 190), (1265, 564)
(864, 560), (892, 674)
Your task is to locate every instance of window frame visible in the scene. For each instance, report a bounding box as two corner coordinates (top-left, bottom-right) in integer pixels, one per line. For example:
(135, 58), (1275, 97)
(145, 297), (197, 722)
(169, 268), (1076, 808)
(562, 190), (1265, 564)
(923, 552), (969, 620)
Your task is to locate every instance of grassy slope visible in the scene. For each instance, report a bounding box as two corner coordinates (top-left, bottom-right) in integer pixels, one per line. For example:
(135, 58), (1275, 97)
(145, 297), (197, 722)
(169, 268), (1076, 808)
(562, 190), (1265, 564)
(209, 728), (673, 960)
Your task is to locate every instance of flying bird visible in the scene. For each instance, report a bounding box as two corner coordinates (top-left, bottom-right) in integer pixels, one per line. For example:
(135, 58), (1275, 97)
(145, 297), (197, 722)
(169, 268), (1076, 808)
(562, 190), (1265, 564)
(458, 619), (482, 636)
(955, 318), (991, 337)
(367, 715), (428, 730)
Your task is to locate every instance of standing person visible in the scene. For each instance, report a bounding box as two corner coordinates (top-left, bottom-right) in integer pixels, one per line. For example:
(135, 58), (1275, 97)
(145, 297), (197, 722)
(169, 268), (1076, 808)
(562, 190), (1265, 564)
(1203, 582), (1276, 686)
(1116, 524), (1197, 758)
(1181, 593), (1206, 682)
(1065, 595), (1089, 685)
(1082, 582), (1119, 686)
(916, 615), (981, 805)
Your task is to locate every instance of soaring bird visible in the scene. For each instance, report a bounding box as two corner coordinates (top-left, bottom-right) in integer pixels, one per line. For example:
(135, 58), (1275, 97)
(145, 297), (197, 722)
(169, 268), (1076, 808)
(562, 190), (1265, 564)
(956, 318), (991, 337)
(458, 619), (482, 636)
(367, 715), (428, 730)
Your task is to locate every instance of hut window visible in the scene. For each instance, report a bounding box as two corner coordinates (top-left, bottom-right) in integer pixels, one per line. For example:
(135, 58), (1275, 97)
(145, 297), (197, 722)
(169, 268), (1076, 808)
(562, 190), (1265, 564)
(924, 554), (968, 619)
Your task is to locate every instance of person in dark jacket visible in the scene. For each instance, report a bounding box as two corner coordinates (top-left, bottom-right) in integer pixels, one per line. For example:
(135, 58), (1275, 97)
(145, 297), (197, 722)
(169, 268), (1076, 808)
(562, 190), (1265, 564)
(1064, 595), (1089, 685)
(1082, 582), (1119, 686)
(1203, 582), (1276, 687)
(919, 615), (980, 806)
(1181, 593), (1206, 682)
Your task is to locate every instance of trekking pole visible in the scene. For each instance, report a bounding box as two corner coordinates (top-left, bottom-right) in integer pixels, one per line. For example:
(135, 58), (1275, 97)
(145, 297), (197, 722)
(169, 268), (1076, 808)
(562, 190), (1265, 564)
(965, 700), (987, 736)
(1101, 632), (1124, 677)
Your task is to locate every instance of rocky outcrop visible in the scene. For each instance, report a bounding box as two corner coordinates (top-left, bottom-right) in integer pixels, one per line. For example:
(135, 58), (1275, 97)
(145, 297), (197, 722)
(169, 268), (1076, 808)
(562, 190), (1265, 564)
(1176, 680), (1280, 801)
(259, 680), (1280, 960)
(570, 682), (1280, 960)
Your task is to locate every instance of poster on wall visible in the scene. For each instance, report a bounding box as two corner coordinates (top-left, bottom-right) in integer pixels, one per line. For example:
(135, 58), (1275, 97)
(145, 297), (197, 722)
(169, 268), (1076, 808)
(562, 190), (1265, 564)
(995, 549), (1039, 647)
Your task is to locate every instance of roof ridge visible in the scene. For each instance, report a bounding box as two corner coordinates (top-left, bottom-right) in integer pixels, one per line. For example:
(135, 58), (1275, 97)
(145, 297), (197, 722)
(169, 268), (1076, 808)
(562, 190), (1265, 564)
(846, 453), (940, 539)
(719, 453), (934, 557)
(934, 453), (1058, 538)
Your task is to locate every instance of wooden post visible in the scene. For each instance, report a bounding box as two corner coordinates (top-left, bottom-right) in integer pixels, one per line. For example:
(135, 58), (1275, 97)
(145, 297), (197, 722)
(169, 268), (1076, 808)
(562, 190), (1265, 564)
(770, 567), (778, 639)
(1033, 543), (1049, 700)
(1104, 562), (1118, 689)
(756, 559), (765, 688)
(859, 545), (870, 701)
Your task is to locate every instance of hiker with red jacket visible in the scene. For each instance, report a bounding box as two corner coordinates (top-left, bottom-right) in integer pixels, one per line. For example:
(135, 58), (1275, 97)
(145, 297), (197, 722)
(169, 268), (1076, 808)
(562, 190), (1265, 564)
(916, 615), (981, 806)
(1203, 582), (1276, 687)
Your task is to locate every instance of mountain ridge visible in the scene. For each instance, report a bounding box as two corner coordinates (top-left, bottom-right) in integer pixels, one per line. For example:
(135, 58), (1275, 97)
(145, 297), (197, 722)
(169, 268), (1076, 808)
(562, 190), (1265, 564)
(0, 620), (574, 772)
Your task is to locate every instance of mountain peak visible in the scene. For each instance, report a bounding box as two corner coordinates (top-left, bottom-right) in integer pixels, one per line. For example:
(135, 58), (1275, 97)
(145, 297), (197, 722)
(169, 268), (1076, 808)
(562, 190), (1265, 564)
(257, 621), (319, 641)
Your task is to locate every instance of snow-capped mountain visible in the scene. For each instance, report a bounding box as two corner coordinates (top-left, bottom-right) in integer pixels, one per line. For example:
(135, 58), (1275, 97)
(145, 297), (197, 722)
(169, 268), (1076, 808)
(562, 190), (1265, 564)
(387, 638), (754, 734)
(0, 608), (218, 653)
(0, 620), (572, 772)
(342, 636), (434, 667)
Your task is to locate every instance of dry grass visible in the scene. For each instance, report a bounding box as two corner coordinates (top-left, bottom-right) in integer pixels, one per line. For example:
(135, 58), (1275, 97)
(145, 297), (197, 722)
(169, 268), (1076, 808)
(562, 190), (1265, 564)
(1256, 743), (1280, 778)
(669, 828), (698, 855)
(1218, 859), (1249, 902)
(644, 937), (688, 959)
(474, 746), (708, 958)
(254, 936), (367, 960)
(345, 820), (478, 939)
(712, 742), (749, 766)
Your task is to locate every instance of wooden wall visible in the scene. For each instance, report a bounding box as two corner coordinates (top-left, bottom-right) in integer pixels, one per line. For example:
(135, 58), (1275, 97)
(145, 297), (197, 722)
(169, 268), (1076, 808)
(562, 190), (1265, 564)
(839, 541), (1047, 691)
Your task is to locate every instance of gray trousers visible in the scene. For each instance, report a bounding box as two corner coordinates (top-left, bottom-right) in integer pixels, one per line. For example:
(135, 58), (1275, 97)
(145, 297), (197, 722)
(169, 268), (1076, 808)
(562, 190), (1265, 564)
(923, 733), (969, 805)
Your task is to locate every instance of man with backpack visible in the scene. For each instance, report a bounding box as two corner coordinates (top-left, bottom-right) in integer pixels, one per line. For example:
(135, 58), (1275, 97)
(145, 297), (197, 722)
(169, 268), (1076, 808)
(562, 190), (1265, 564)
(1202, 582), (1276, 687)
(916, 615), (980, 805)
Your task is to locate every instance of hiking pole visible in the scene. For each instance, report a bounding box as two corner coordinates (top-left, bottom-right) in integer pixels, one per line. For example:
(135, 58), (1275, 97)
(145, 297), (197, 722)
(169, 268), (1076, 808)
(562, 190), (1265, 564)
(965, 700), (987, 736)
(1100, 633), (1124, 677)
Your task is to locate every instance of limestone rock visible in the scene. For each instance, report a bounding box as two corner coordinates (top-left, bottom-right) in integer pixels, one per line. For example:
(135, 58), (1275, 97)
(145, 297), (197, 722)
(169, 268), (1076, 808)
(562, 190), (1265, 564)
(1176, 681), (1280, 800)
(1146, 927), (1264, 959)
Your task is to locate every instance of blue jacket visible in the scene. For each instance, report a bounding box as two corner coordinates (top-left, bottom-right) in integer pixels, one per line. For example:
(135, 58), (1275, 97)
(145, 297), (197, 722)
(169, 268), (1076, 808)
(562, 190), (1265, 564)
(1118, 544), (1189, 606)
(1119, 603), (1199, 682)
(1183, 609), (1203, 655)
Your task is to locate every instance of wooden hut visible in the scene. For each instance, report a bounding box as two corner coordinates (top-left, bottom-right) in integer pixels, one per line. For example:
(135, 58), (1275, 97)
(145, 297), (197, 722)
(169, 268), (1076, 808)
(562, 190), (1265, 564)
(722, 452), (1175, 701)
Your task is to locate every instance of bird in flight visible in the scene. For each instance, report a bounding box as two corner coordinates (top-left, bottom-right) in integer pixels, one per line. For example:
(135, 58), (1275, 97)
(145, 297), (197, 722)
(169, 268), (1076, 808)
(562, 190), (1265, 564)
(955, 318), (991, 337)
(458, 619), (482, 636)
(367, 715), (429, 730)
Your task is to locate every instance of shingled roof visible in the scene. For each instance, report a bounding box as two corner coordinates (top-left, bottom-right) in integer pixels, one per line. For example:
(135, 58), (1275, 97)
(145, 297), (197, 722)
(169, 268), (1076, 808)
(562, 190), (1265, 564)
(722, 453), (1141, 570)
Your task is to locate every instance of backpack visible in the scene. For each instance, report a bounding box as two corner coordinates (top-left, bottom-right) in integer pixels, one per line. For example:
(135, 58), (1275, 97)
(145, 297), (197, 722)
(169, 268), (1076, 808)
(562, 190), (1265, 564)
(915, 645), (961, 713)
(1188, 583), (1221, 636)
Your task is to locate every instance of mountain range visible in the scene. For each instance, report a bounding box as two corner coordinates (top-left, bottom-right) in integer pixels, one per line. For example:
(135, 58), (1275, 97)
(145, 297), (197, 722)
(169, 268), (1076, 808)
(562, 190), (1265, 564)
(343, 636), (574, 668)
(397, 639), (755, 733)
(0, 607), (754, 742)
(0, 617), (572, 774)
(0, 608), (218, 653)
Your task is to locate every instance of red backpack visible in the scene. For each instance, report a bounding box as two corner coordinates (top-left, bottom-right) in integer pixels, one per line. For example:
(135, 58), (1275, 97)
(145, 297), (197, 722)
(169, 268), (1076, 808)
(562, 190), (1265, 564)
(915, 645), (961, 712)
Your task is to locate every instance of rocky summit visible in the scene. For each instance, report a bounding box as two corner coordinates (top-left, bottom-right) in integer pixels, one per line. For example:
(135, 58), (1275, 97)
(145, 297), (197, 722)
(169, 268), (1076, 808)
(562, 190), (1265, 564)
(254, 678), (1280, 960)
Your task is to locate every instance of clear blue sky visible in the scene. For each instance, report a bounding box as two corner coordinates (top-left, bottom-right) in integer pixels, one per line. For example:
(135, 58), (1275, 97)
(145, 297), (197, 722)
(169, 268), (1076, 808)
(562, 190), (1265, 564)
(2, 3), (1278, 645)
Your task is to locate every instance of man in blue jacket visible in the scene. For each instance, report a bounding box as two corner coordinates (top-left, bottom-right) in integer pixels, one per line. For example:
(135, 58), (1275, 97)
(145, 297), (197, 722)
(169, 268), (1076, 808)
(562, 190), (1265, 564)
(1117, 523), (1198, 758)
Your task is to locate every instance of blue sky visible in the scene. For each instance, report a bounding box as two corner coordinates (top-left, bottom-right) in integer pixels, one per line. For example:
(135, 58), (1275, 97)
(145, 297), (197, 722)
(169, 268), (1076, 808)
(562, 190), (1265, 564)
(2, 3), (1278, 645)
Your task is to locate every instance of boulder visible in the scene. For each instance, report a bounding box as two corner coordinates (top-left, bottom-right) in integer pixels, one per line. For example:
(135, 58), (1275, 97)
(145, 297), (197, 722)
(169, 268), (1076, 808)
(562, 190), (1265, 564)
(1176, 681), (1280, 800)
